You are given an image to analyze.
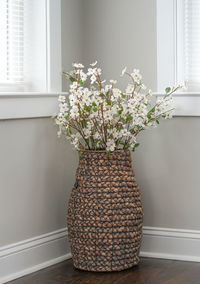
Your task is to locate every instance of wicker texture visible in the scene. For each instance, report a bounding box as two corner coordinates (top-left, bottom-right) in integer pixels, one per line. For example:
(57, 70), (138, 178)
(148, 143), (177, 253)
(67, 149), (143, 272)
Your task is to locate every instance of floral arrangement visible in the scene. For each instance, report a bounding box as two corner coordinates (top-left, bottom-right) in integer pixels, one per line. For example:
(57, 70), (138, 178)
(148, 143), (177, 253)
(55, 61), (182, 154)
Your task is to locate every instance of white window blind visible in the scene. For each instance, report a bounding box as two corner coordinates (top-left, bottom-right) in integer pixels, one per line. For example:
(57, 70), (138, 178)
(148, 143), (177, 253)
(0, 0), (48, 92)
(0, 0), (24, 87)
(184, 0), (200, 91)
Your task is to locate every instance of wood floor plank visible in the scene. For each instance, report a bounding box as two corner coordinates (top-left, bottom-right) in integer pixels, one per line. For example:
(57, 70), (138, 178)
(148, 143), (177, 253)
(7, 258), (200, 284)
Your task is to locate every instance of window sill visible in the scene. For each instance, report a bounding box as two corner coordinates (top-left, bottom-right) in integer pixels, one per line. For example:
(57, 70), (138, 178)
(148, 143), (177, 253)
(0, 92), (199, 120)
(154, 92), (200, 116)
(0, 92), (67, 120)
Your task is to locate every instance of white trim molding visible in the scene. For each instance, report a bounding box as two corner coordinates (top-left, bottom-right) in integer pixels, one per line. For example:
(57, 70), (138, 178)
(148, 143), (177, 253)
(141, 226), (200, 262)
(0, 93), (60, 120)
(157, 0), (177, 92)
(1, 226), (200, 282)
(46, 0), (62, 93)
(0, 228), (70, 284)
(154, 92), (200, 116)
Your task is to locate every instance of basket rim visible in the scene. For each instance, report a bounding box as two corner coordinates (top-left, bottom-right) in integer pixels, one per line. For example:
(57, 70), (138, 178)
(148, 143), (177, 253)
(80, 148), (129, 153)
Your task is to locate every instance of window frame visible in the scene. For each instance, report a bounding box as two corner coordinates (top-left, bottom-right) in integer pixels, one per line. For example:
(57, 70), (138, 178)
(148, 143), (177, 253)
(156, 0), (200, 116)
(0, 0), (62, 119)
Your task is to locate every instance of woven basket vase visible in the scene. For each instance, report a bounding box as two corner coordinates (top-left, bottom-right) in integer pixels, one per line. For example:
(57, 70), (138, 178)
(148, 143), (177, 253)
(67, 149), (143, 272)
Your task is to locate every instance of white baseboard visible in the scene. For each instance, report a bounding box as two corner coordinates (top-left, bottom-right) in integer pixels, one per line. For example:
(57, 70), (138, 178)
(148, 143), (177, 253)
(0, 228), (71, 284)
(140, 226), (200, 262)
(1, 226), (200, 283)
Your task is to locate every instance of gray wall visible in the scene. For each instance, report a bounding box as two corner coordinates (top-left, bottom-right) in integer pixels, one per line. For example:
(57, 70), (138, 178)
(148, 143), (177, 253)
(82, 0), (157, 90)
(134, 117), (200, 229)
(0, 118), (77, 246)
(61, 0), (84, 91)
(1, 0), (199, 250)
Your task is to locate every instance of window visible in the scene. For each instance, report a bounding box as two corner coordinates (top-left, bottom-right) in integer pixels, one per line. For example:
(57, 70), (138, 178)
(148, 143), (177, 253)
(0, 0), (61, 93)
(0, 0), (24, 90)
(183, 0), (200, 91)
(157, 0), (200, 116)
(0, 0), (61, 119)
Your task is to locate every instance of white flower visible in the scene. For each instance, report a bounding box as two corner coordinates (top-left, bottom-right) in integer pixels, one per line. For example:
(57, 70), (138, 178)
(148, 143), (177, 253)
(83, 96), (91, 106)
(148, 89), (153, 96)
(131, 69), (142, 83)
(109, 128), (122, 139)
(105, 85), (112, 92)
(112, 88), (121, 100)
(121, 128), (129, 137)
(177, 82), (186, 90)
(134, 93), (142, 102)
(110, 79), (117, 84)
(80, 70), (87, 81)
(106, 139), (115, 152)
(71, 137), (79, 150)
(165, 112), (173, 119)
(59, 103), (69, 113)
(87, 68), (96, 76)
(101, 79), (106, 84)
(55, 113), (66, 125)
(91, 74), (97, 84)
(126, 84), (134, 94)
(58, 95), (66, 102)
(90, 60), (97, 67)
(75, 89), (82, 98)
(96, 68), (102, 75)
(70, 106), (79, 118)
(72, 62), (84, 68)
(120, 67), (127, 77)
(141, 84), (146, 90)
(94, 132), (101, 140)
(83, 128), (91, 138)
(55, 62), (179, 152)
(70, 81), (78, 90)
(83, 88), (91, 96)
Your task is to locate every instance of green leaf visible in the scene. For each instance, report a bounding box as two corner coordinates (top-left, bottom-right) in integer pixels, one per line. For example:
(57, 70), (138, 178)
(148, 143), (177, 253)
(120, 116), (126, 122)
(118, 108), (123, 115)
(121, 93), (126, 99)
(78, 150), (83, 157)
(84, 106), (91, 112)
(79, 80), (84, 85)
(132, 143), (140, 152)
(165, 87), (171, 94)
(126, 115), (133, 122)
(106, 98), (111, 105)
(106, 150), (111, 157)
(147, 113), (152, 119)
(99, 93), (105, 98)
(66, 128), (71, 136)
(83, 120), (87, 127)
(156, 119), (160, 124)
(69, 76), (76, 82)
(93, 107), (98, 112)
(147, 106), (156, 119)
(92, 102), (97, 107)
(120, 142), (131, 148)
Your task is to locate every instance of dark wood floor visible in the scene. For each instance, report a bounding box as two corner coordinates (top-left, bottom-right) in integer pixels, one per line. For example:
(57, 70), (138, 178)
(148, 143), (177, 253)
(8, 258), (200, 284)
